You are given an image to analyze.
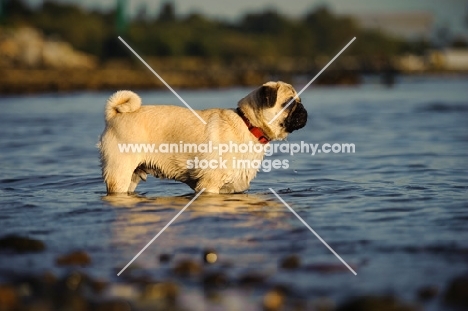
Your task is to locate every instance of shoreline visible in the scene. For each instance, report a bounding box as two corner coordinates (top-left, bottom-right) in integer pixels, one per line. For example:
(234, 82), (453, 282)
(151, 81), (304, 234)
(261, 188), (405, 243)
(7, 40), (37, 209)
(1, 68), (467, 95)
(0, 68), (361, 95)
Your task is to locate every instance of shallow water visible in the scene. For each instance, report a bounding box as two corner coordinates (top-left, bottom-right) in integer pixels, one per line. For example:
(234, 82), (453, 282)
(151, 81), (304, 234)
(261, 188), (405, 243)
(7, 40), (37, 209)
(1, 76), (467, 310)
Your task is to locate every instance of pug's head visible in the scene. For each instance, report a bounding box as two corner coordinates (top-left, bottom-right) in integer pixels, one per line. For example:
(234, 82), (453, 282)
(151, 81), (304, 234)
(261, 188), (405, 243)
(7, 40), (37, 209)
(238, 81), (308, 140)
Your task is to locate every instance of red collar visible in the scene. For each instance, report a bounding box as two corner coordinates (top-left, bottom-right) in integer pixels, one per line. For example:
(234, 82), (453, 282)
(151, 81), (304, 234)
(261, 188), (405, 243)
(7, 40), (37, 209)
(236, 108), (270, 144)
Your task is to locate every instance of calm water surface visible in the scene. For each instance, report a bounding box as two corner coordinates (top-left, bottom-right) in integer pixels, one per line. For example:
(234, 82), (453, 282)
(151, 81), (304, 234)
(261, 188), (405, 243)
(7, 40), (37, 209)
(0, 76), (467, 310)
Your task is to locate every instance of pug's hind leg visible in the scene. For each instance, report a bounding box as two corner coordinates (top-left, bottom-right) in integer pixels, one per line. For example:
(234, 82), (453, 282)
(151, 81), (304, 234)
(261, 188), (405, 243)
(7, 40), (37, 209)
(128, 167), (147, 193)
(103, 158), (138, 194)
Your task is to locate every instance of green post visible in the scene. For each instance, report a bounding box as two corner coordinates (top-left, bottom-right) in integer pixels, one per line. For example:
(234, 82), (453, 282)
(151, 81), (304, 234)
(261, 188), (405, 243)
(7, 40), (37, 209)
(116, 0), (127, 34)
(0, 0), (4, 24)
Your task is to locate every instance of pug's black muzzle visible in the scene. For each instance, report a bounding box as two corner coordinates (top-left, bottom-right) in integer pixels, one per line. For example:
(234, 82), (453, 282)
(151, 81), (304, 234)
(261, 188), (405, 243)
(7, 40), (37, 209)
(285, 103), (307, 133)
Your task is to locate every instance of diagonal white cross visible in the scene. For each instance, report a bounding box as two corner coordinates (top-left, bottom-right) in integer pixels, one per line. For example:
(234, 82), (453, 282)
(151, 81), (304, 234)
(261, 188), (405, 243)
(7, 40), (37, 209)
(115, 36), (357, 277)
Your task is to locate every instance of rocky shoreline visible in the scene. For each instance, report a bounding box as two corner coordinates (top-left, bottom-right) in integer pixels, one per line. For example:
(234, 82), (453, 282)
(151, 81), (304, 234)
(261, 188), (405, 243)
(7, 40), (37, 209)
(1, 235), (467, 311)
(0, 67), (363, 95)
(0, 27), (359, 95)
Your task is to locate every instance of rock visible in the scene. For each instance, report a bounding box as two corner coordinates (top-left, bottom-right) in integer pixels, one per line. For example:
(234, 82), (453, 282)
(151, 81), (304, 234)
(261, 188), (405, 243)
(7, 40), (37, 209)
(444, 275), (468, 307)
(0, 27), (96, 69)
(56, 250), (91, 266)
(0, 234), (45, 253)
(173, 259), (202, 277)
(279, 254), (301, 270)
(263, 287), (285, 311)
(203, 272), (228, 289)
(159, 253), (172, 263)
(64, 272), (85, 291)
(104, 284), (139, 300)
(93, 300), (131, 311)
(22, 299), (53, 311)
(42, 271), (57, 285)
(238, 273), (266, 287)
(417, 285), (438, 301)
(42, 41), (97, 69)
(90, 279), (108, 295)
(336, 295), (419, 311)
(141, 282), (179, 302)
(312, 297), (335, 311)
(304, 262), (357, 274)
(0, 285), (18, 311)
(56, 294), (88, 311)
(203, 249), (218, 264)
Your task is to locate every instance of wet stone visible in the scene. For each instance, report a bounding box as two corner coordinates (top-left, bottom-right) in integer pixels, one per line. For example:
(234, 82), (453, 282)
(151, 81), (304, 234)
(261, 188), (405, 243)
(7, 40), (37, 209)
(0, 235), (45, 253)
(66, 273), (83, 291)
(93, 300), (131, 311)
(56, 294), (88, 311)
(203, 249), (218, 264)
(141, 282), (179, 302)
(173, 259), (202, 277)
(416, 285), (438, 301)
(336, 295), (419, 311)
(56, 250), (91, 266)
(304, 263), (356, 274)
(312, 297), (335, 311)
(0, 285), (19, 311)
(203, 272), (229, 289)
(90, 279), (108, 295)
(238, 273), (266, 287)
(444, 275), (468, 307)
(279, 254), (301, 270)
(159, 253), (172, 264)
(41, 272), (57, 285)
(262, 287), (285, 311)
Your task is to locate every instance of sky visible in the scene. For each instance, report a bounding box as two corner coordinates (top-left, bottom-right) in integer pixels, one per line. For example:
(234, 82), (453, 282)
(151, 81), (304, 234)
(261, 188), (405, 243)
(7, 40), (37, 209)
(26, 0), (467, 37)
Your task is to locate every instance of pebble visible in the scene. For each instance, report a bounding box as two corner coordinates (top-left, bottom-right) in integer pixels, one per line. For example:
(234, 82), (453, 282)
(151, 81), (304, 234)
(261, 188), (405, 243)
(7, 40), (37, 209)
(336, 295), (419, 311)
(55, 250), (91, 266)
(104, 284), (140, 300)
(173, 259), (202, 277)
(304, 262), (357, 274)
(158, 253), (172, 263)
(203, 249), (218, 264)
(312, 297), (335, 311)
(64, 272), (84, 291)
(238, 273), (266, 287)
(93, 300), (131, 311)
(0, 234), (45, 253)
(41, 271), (57, 285)
(141, 282), (179, 302)
(444, 275), (468, 307)
(90, 279), (108, 295)
(203, 272), (229, 289)
(279, 254), (301, 270)
(416, 285), (438, 301)
(262, 287), (285, 311)
(0, 285), (18, 310)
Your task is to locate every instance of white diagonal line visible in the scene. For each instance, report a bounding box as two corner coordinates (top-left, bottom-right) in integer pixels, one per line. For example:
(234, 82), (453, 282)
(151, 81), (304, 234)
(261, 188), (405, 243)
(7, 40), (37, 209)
(117, 188), (205, 276)
(269, 188), (357, 275)
(118, 36), (207, 124)
(268, 37), (356, 124)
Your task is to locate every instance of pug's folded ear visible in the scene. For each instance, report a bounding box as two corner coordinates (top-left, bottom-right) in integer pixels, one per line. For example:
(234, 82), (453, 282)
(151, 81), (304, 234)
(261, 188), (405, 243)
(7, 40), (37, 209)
(256, 83), (278, 108)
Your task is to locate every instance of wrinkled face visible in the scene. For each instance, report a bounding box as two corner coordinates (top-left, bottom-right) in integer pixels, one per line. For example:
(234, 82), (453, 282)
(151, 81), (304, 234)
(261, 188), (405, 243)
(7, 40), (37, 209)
(239, 81), (308, 140)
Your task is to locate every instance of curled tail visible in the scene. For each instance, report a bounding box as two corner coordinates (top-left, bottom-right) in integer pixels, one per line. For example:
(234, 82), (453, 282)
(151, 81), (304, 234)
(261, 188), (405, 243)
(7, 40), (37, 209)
(105, 90), (141, 121)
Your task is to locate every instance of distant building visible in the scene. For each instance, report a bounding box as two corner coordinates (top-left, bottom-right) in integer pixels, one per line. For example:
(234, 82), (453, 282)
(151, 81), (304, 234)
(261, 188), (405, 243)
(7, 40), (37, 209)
(351, 12), (434, 40)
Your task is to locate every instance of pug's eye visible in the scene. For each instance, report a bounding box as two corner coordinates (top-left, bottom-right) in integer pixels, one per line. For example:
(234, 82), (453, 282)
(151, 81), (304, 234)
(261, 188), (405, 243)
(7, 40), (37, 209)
(281, 98), (295, 108)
